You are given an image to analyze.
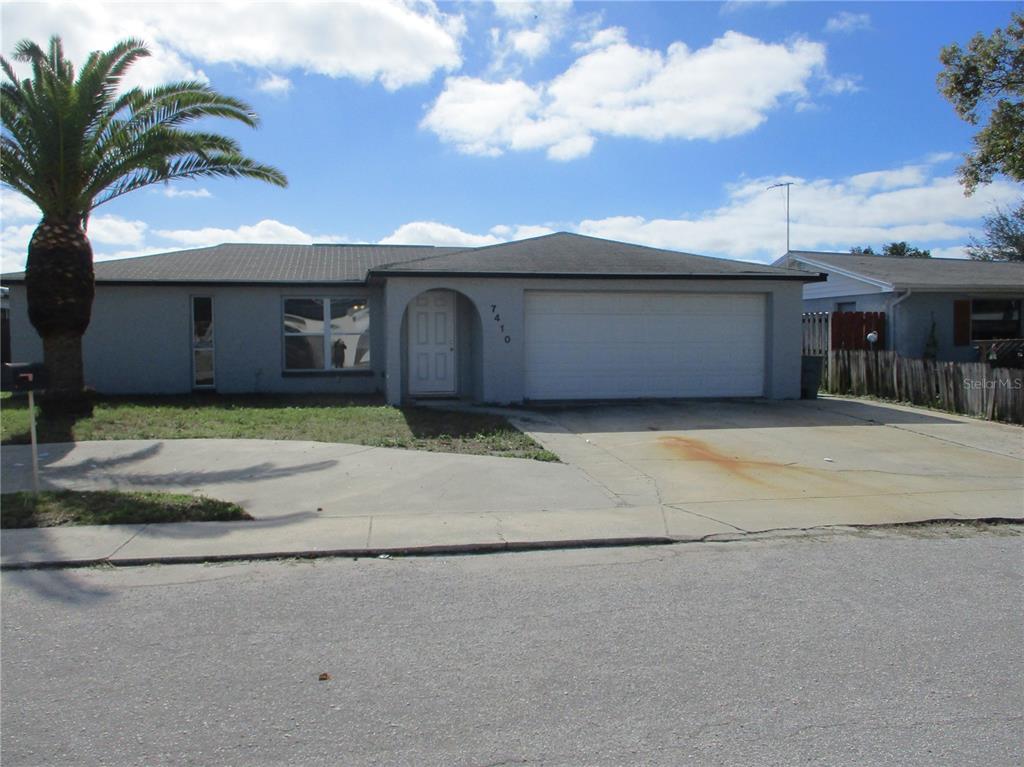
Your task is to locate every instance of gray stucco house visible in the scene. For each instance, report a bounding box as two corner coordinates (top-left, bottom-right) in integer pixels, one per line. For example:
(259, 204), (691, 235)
(3, 232), (820, 404)
(775, 250), (1024, 362)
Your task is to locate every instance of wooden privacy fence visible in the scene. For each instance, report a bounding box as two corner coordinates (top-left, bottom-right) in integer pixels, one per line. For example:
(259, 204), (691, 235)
(803, 311), (887, 356)
(826, 350), (1024, 424)
(831, 311), (886, 351)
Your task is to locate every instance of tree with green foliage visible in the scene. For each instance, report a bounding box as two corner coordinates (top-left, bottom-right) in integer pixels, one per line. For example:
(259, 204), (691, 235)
(967, 201), (1024, 261)
(851, 242), (931, 258)
(1, 37), (286, 413)
(938, 12), (1024, 194)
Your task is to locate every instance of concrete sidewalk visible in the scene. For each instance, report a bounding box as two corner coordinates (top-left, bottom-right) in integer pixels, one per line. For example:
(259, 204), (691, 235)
(4, 494), (1015, 569)
(2, 396), (1021, 568)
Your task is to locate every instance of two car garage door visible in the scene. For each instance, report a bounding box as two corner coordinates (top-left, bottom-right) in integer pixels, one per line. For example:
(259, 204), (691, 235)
(524, 291), (766, 400)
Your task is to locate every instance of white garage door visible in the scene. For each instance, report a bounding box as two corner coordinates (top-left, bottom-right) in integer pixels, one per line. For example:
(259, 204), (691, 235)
(524, 291), (766, 400)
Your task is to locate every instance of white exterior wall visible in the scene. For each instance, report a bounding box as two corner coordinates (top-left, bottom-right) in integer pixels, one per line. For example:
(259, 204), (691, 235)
(6, 283), (385, 395)
(383, 277), (804, 405)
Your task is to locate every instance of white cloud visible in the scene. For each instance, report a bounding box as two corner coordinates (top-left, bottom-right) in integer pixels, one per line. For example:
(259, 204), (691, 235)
(163, 187), (213, 199)
(381, 220), (556, 247)
(3, 161), (1010, 276)
(0, 223), (36, 273)
(380, 222), (502, 247)
(572, 26), (628, 53)
(930, 246), (969, 260)
(492, 1), (543, 22)
(489, 0), (572, 72)
(489, 223), (556, 240)
(0, 192), (155, 271)
(377, 161), (1018, 263)
(424, 30), (829, 160)
(821, 73), (862, 95)
(720, 1), (786, 15)
(576, 168), (1019, 261)
(2, 1), (465, 90)
(1, 190), (40, 223)
(422, 77), (542, 156)
(849, 165), (928, 192)
(154, 219), (345, 248)
(825, 12), (871, 34)
(88, 215), (148, 246)
(256, 73), (292, 96)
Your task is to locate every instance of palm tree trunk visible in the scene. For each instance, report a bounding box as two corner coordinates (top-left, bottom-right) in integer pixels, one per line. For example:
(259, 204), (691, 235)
(25, 218), (95, 415)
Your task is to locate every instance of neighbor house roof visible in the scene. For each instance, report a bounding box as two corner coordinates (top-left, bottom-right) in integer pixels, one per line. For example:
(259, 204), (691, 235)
(371, 232), (818, 280)
(781, 250), (1024, 292)
(0, 243), (468, 285)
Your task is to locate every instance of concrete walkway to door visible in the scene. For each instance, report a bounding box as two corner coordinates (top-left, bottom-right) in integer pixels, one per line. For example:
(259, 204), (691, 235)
(509, 396), (1024, 534)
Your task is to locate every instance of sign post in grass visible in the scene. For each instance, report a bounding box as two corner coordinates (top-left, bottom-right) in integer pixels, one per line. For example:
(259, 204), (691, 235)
(27, 389), (40, 494)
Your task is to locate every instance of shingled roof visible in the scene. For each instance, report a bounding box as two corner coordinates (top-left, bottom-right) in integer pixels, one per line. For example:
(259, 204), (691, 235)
(784, 250), (1024, 291)
(0, 243), (468, 284)
(1, 232), (820, 284)
(371, 232), (816, 280)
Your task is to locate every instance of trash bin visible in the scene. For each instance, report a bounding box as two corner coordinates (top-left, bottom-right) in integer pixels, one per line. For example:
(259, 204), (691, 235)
(800, 355), (823, 399)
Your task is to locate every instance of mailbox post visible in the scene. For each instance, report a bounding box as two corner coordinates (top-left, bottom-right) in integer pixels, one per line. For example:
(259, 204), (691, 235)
(1, 363), (49, 493)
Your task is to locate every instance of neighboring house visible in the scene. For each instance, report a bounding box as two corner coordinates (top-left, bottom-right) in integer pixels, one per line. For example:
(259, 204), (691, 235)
(775, 250), (1024, 362)
(2, 232), (821, 404)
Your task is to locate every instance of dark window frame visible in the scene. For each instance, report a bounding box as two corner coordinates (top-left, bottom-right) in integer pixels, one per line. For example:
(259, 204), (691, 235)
(191, 295), (215, 389)
(970, 297), (1023, 342)
(281, 296), (371, 373)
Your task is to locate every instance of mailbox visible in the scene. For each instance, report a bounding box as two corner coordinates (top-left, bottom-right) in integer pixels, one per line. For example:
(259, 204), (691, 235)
(1, 362), (49, 392)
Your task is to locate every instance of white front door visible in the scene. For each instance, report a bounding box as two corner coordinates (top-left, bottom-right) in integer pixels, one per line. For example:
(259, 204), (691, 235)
(407, 290), (457, 396)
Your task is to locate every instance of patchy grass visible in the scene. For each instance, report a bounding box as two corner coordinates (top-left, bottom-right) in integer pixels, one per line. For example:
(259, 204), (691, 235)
(0, 393), (558, 461)
(0, 490), (251, 529)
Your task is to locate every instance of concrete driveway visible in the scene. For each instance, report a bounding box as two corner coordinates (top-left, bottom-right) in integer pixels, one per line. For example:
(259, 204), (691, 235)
(2, 396), (1021, 568)
(512, 397), (1024, 533)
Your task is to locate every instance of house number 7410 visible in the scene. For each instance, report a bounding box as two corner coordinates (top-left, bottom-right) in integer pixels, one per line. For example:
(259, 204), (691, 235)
(490, 305), (511, 343)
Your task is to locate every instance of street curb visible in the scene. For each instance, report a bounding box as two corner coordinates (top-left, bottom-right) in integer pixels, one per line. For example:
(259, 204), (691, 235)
(1, 536), (679, 570)
(3, 517), (1021, 571)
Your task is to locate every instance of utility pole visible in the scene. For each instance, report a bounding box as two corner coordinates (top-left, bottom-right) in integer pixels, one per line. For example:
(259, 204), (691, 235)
(767, 182), (794, 252)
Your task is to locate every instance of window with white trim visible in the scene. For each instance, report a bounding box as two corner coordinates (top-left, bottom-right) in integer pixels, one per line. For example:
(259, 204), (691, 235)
(282, 297), (370, 371)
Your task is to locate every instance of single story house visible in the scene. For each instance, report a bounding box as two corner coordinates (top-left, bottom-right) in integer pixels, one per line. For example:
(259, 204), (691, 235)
(3, 232), (821, 404)
(774, 250), (1024, 362)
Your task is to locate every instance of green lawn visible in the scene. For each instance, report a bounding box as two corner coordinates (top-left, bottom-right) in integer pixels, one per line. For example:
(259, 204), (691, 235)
(1, 490), (251, 528)
(0, 393), (558, 461)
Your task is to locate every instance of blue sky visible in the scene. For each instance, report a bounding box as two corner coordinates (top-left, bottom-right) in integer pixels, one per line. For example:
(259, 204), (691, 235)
(1, 1), (1021, 273)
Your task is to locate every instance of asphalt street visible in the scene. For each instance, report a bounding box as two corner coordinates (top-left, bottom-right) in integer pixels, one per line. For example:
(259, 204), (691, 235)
(2, 524), (1022, 767)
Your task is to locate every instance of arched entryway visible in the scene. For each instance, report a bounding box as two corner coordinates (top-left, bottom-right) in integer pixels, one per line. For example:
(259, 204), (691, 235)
(401, 288), (483, 400)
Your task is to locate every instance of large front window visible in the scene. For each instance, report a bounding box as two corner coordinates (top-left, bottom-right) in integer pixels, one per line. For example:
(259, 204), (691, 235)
(972, 298), (1022, 341)
(283, 297), (370, 371)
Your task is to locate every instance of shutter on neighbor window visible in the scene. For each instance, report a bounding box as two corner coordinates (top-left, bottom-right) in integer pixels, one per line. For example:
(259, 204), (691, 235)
(953, 300), (971, 346)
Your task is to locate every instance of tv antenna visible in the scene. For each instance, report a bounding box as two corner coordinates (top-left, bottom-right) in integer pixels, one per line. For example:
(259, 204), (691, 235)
(767, 182), (794, 252)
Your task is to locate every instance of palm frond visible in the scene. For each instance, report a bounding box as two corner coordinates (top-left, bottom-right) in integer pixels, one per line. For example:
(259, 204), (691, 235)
(1, 34), (286, 220)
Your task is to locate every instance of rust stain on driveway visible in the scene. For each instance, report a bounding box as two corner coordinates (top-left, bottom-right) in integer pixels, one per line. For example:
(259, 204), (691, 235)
(658, 436), (776, 485)
(656, 435), (869, 496)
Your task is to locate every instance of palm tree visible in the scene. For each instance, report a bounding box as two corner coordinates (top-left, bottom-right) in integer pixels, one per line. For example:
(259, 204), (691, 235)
(1, 36), (286, 413)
